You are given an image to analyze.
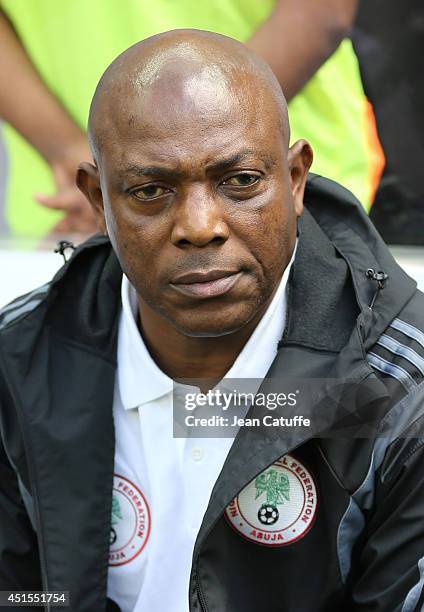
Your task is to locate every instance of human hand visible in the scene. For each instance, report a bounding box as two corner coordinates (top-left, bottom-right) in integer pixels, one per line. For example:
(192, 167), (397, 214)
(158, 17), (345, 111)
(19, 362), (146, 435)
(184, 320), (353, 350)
(34, 139), (98, 236)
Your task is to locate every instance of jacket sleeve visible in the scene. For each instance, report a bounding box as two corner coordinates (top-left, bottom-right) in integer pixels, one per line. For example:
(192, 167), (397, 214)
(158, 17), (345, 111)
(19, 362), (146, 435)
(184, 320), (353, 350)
(0, 440), (42, 590)
(349, 433), (424, 612)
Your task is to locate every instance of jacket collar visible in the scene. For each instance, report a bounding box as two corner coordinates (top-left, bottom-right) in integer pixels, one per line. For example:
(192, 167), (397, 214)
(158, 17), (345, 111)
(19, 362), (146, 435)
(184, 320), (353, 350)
(303, 175), (417, 349)
(283, 207), (360, 352)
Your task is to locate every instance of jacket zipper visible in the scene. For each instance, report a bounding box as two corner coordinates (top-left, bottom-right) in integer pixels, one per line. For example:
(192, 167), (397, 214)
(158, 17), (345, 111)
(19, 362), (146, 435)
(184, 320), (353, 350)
(195, 571), (208, 612)
(0, 367), (51, 612)
(192, 437), (308, 612)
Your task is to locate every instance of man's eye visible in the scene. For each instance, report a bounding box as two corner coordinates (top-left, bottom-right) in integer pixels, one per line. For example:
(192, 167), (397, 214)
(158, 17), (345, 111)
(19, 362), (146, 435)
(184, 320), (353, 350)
(222, 174), (260, 187)
(132, 185), (168, 200)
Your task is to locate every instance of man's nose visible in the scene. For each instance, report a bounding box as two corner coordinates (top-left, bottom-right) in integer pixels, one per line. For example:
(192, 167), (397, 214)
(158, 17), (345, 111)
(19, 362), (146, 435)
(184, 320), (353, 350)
(171, 186), (230, 247)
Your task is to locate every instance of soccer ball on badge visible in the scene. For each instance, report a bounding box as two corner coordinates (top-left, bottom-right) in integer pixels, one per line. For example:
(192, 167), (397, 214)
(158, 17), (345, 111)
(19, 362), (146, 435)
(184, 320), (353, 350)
(258, 503), (279, 525)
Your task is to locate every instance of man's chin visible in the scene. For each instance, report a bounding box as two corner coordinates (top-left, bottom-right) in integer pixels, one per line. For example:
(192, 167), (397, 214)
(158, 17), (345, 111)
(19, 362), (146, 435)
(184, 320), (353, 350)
(170, 308), (259, 339)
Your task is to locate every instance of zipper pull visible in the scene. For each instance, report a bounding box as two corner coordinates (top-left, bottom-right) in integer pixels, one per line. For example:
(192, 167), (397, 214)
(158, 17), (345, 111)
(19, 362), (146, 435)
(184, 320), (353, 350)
(54, 240), (76, 263)
(366, 268), (388, 309)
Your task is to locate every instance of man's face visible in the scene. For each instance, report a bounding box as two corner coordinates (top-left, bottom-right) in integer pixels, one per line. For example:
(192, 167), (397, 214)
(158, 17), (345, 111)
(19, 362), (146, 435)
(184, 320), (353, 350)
(87, 73), (309, 337)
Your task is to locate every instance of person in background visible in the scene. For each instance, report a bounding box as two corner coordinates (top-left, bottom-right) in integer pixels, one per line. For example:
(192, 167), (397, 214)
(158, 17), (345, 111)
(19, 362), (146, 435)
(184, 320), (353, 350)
(353, 0), (424, 245)
(0, 0), (383, 239)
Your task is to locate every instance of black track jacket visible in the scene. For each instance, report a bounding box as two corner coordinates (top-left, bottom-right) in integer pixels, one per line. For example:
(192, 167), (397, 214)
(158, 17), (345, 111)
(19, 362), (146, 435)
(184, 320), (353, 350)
(0, 176), (423, 612)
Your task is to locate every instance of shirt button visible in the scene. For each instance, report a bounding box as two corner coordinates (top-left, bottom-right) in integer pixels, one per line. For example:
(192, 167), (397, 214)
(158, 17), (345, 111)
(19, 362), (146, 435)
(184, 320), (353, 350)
(191, 447), (204, 462)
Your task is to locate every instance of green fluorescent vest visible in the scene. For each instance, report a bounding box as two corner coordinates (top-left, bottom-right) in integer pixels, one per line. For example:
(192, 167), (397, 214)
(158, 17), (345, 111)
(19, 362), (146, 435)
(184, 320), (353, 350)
(1, 0), (374, 238)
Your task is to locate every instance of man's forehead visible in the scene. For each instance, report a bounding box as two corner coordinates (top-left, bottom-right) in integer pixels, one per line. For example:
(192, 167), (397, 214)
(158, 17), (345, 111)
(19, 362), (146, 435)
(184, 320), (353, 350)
(99, 103), (284, 175)
(98, 79), (284, 171)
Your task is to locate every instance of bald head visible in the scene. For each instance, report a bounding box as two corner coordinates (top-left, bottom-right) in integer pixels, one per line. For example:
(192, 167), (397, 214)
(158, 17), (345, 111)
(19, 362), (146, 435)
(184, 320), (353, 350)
(88, 29), (290, 158)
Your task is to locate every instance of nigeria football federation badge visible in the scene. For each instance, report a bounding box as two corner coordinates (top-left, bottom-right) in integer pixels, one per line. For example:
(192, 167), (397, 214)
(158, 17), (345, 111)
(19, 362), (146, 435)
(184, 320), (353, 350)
(109, 474), (151, 566)
(225, 454), (318, 546)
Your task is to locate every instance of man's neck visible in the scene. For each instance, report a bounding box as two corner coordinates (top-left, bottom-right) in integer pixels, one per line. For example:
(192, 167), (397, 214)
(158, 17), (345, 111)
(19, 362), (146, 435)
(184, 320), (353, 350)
(136, 298), (273, 382)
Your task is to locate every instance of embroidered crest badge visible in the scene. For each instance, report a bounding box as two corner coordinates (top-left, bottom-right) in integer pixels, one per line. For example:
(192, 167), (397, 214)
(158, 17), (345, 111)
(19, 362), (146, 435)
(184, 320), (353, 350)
(225, 454), (318, 546)
(109, 474), (151, 566)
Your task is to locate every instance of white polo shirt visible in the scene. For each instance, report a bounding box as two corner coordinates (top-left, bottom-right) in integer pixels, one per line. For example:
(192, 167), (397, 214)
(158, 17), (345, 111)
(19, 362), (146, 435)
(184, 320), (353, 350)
(107, 250), (295, 612)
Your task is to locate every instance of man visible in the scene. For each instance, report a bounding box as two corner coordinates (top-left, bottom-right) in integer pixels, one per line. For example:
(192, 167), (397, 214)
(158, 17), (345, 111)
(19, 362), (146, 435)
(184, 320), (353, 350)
(0, 30), (422, 612)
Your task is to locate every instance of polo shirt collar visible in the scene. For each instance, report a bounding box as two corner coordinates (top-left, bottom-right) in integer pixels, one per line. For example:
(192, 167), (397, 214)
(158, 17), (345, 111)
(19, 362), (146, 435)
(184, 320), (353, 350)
(117, 275), (173, 409)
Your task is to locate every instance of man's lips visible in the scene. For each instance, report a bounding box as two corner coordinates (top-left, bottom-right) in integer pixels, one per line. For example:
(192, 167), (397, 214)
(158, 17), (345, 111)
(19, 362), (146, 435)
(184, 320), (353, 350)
(170, 269), (243, 298)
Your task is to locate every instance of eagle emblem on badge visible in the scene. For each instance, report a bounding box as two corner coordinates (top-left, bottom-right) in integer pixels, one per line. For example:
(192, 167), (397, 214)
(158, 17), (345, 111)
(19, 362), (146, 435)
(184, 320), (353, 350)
(255, 469), (290, 525)
(225, 454), (318, 546)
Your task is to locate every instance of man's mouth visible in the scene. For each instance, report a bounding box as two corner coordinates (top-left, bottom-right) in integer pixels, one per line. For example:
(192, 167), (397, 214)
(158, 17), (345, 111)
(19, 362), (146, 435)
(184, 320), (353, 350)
(170, 269), (243, 298)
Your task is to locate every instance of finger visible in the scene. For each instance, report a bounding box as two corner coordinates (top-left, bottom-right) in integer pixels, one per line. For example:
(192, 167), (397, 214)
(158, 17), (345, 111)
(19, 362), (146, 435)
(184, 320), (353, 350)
(34, 191), (75, 210)
(34, 189), (86, 212)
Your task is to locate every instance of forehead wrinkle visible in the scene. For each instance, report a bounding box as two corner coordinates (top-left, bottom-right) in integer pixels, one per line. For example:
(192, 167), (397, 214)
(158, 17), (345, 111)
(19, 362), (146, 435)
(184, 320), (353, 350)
(123, 148), (278, 180)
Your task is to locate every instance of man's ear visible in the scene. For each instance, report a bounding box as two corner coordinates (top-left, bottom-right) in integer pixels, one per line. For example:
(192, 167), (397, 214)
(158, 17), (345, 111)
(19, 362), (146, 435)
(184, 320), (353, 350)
(287, 139), (313, 217)
(76, 162), (107, 234)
